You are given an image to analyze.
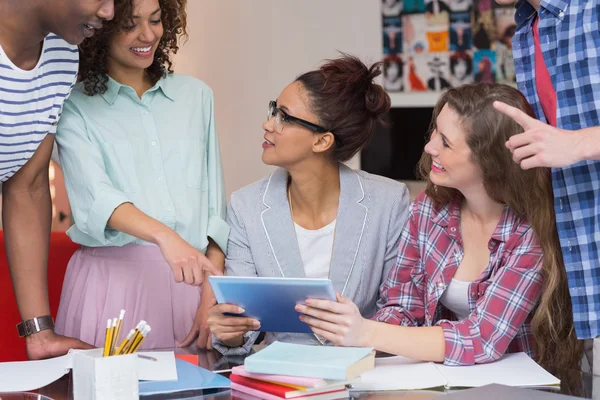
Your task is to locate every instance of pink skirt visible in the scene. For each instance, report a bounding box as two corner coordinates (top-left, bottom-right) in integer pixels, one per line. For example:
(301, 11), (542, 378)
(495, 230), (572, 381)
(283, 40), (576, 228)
(55, 244), (201, 350)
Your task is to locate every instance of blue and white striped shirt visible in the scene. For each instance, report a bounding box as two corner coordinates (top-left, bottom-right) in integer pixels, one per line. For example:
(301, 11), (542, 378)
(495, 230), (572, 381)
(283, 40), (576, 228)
(512, 0), (600, 339)
(0, 34), (78, 183)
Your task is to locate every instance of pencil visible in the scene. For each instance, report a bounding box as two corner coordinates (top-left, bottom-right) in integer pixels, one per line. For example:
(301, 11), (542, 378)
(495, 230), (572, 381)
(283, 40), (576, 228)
(116, 329), (136, 355)
(128, 325), (151, 354)
(108, 318), (117, 356)
(110, 310), (125, 356)
(122, 320), (146, 355)
(103, 319), (112, 357)
(137, 354), (158, 361)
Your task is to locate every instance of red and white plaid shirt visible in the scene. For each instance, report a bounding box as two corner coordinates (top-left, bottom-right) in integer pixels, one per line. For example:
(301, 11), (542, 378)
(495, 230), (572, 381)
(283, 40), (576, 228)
(373, 192), (543, 366)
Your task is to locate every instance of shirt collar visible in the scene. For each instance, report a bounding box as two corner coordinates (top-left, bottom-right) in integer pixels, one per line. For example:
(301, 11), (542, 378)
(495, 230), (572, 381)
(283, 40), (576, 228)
(431, 196), (520, 243)
(514, 0), (569, 27)
(100, 75), (175, 106)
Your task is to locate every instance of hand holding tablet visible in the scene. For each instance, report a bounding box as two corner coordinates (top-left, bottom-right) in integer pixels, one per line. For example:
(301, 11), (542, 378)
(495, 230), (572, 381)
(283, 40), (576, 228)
(208, 276), (337, 334)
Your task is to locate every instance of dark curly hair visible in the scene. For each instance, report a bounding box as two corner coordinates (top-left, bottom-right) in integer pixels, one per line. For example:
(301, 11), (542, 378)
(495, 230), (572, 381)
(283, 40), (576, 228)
(79, 0), (188, 96)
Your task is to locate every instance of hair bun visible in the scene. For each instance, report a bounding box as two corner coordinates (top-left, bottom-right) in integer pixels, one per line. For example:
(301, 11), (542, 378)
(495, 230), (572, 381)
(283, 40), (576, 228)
(364, 62), (391, 116)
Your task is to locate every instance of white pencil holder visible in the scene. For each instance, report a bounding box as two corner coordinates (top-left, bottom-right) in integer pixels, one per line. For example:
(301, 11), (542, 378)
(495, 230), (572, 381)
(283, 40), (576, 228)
(72, 348), (138, 400)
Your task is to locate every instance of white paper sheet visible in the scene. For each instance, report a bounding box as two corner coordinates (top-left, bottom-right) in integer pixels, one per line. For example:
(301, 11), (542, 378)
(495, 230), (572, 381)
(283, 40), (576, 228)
(0, 349), (178, 393)
(350, 355), (447, 391)
(0, 354), (71, 392)
(137, 351), (178, 381)
(437, 352), (560, 388)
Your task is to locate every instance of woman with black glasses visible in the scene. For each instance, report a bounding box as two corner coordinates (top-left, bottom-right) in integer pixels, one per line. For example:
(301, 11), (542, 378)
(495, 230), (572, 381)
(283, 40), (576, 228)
(208, 55), (410, 355)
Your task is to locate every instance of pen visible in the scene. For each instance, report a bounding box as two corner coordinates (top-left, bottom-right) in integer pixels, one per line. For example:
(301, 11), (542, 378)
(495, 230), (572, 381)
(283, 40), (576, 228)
(103, 319), (112, 357)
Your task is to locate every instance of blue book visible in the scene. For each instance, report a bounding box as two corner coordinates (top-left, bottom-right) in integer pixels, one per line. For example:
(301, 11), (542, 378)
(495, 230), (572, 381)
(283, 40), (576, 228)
(139, 359), (230, 396)
(244, 342), (375, 381)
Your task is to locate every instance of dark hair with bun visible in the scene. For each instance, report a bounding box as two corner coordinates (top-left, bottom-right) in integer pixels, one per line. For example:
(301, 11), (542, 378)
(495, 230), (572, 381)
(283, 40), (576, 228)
(294, 54), (391, 162)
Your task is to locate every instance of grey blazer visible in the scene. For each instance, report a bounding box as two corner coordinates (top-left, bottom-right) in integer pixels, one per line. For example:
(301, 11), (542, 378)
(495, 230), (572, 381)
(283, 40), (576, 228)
(213, 164), (410, 355)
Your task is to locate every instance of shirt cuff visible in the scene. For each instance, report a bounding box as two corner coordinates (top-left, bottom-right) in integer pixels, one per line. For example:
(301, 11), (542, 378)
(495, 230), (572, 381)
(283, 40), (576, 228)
(212, 331), (258, 356)
(437, 319), (475, 366)
(207, 215), (230, 254)
(84, 188), (131, 245)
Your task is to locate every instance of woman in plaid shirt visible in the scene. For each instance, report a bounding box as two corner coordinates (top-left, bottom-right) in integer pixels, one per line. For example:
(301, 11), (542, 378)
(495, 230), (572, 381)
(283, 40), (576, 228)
(297, 84), (580, 368)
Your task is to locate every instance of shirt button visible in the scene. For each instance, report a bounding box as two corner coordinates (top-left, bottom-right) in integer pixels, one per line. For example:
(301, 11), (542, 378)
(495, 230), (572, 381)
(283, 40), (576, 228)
(558, 10), (564, 17)
(151, 141), (157, 146)
(438, 282), (445, 288)
(158, 176), (164, 181)
(450, 227), (457, 232)
(471, 292), (477, 298)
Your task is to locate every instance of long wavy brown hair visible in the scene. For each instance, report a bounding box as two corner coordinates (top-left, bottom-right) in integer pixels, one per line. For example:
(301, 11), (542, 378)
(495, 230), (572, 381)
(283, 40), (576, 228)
(78, 0), (188, 96)
(418, 84), (581, 370)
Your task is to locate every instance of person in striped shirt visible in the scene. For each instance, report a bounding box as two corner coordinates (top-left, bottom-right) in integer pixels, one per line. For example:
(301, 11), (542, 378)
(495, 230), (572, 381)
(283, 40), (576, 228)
(0, 1), (115, 360)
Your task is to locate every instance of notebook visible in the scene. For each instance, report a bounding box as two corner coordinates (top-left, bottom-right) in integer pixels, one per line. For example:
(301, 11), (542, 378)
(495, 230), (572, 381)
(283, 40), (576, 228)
(230, 374), (347, 398)
(244, 342), (375, 381)
(232, 365), (335, 389)
(139, 358), (231, 396)
(350, 352), (560, 392)
(231, 382), (349, 400)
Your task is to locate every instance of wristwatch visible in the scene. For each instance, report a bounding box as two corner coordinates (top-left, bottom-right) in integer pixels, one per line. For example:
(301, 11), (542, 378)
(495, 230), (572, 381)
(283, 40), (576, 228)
(16, 315), (55, 337)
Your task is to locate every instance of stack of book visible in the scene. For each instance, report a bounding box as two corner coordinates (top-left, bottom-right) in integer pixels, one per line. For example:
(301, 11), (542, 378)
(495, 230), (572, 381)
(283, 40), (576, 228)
(230, 342), (375, 400)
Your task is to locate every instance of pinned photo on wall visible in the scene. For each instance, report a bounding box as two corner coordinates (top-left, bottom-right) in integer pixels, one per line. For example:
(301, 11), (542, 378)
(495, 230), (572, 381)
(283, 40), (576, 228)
(383, 54), (406, 92)
(450, 12), (472, 50)
(473, 50), (497, 83)
(382, 0), (403, 17)
(426, 0), (451, 26)
(495, 7), (516, 85)
(427, 28), (449, 52)
(449, 51), (474, 87)
(404, 0), (426, 14)
(407, 55), (429, 92)
(426, 53), (451, 91)
(448, 0), (472, 12)
(403, 14), (429, 54)
(472, 0), (496, 49)
(472, 11), (495, 49)
(383, 17), (403, 54)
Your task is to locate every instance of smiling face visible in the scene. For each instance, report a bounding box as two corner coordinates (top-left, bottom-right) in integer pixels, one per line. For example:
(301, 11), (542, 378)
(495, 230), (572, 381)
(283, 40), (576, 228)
(423, 104), (484, 192)
(50, 0), (115, 45)
(106, 0), (163, 74)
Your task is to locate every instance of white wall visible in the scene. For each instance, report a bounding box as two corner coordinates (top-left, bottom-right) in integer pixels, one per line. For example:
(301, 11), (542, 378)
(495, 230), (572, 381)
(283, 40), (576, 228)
(174, 0), (383, 197)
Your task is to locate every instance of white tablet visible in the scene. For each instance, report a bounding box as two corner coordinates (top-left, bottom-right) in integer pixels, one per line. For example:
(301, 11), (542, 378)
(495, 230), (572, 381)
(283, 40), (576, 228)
(208, 276), (336, 333)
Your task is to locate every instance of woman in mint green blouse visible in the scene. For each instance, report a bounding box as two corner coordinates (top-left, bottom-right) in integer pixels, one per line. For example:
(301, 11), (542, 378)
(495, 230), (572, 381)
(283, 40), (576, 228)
(54, 0), (228, 350)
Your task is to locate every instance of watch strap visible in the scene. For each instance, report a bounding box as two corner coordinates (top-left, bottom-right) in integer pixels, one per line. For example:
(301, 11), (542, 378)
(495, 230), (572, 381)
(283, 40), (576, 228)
(16, 315), (55, 337)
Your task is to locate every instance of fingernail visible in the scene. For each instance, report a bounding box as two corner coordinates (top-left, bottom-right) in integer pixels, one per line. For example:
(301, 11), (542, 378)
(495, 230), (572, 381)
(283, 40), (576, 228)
(299, 315), (304, 321)
(305, 299), (312, 305)
(295, 305), (302, 311)
(253, 321), (260, 329)
(238, 307), (245, 313)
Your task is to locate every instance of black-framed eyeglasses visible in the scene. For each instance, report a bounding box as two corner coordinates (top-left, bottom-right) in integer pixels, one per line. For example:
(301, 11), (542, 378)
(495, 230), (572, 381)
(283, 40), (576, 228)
(267, 101), (342, 146)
